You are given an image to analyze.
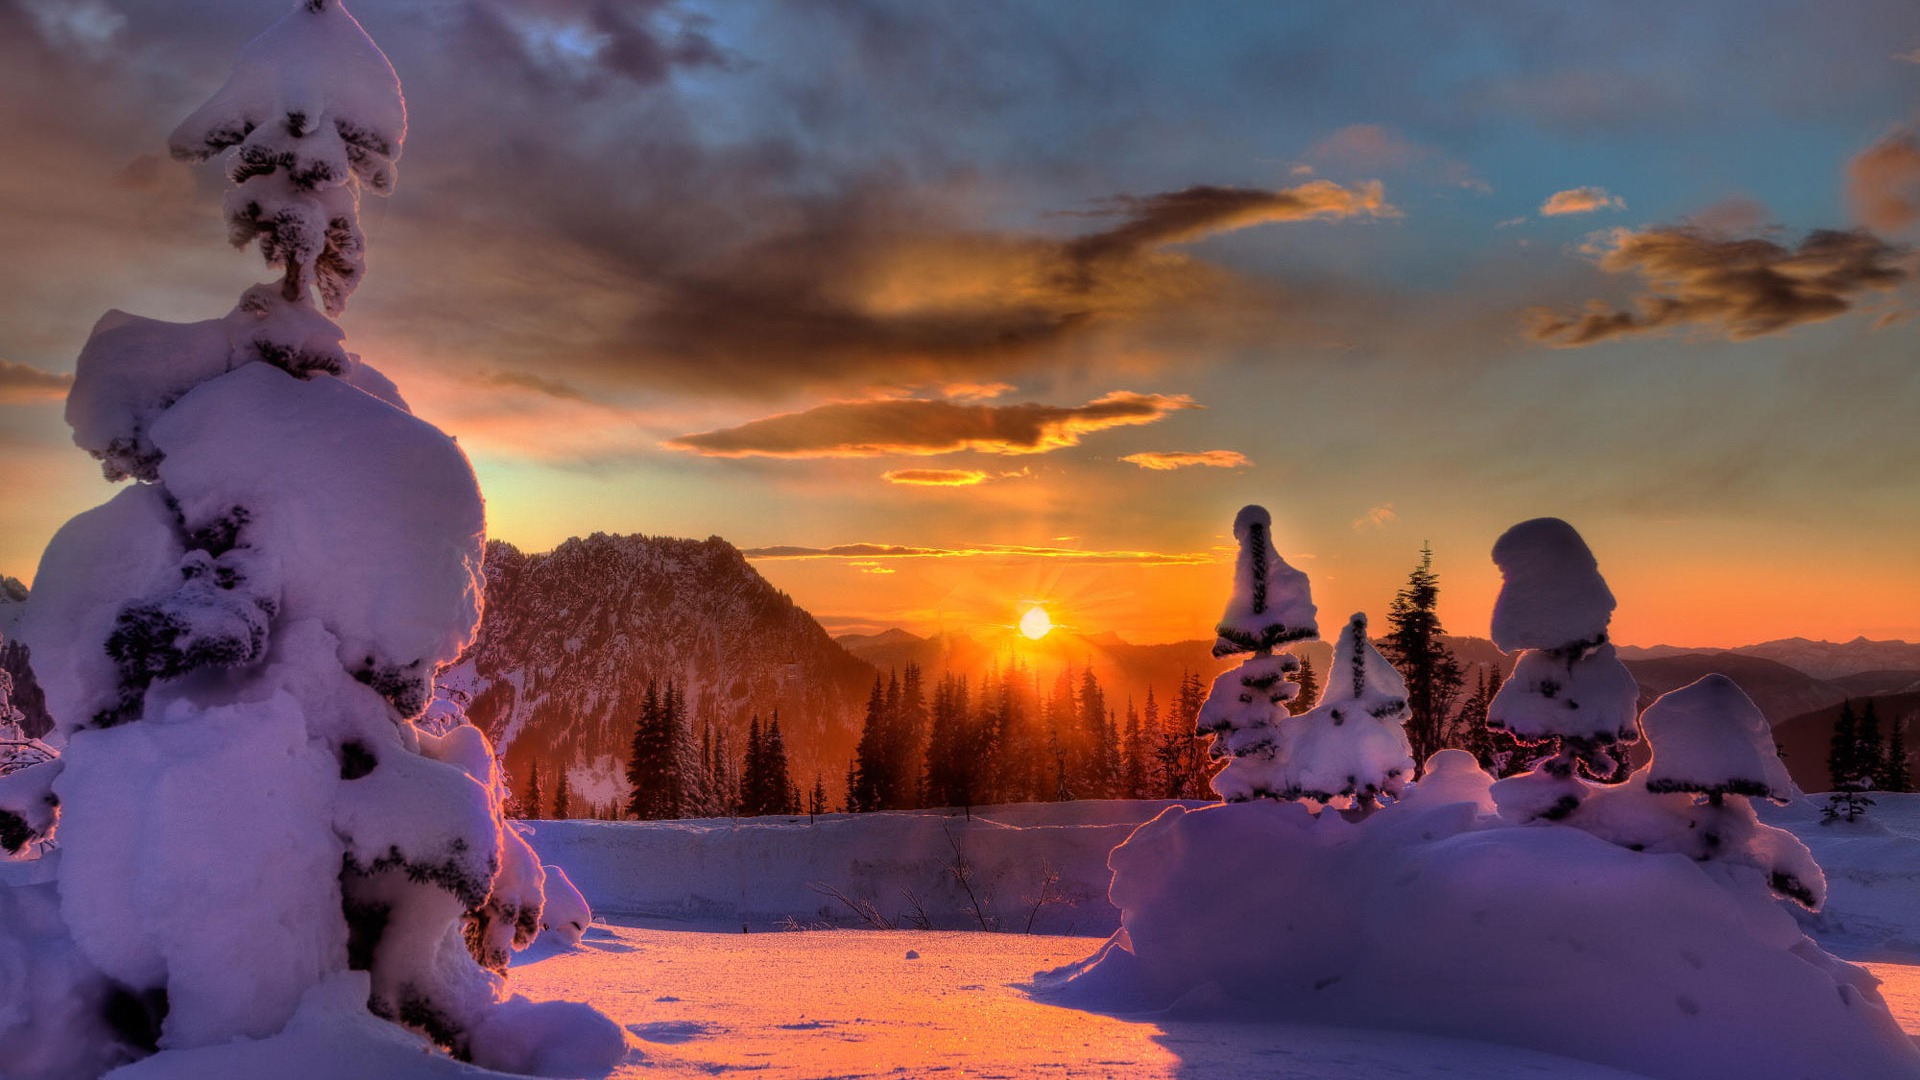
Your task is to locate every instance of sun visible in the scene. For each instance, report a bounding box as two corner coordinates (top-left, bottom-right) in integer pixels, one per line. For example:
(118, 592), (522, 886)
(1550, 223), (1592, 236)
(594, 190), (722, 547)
(1018, 604), (1054, 640)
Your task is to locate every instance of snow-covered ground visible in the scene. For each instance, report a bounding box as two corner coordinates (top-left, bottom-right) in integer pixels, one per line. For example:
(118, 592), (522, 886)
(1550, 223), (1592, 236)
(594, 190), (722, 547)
(499, 795), (1920, 1079)
(506, 921), (1661, 1080)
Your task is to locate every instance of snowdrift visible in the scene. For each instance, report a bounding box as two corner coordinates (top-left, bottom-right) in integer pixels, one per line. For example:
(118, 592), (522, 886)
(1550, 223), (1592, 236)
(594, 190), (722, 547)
(1035, 796), (1920, 1080)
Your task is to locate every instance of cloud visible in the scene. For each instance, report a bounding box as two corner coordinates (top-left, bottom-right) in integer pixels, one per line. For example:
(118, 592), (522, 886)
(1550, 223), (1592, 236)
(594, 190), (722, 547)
(1847, 129), (1920, 233)
(740, 542), (1219, 566)
(1540, 187), (1626, 216)
(0, 358), (73, 403)
(1121, 449), (1250, 471)
(1305, 124), (1486, 191)
(882, 468), (989, 486)
(1528, 225), (1912, 346)
(665, 391), (1198, 458)
(1352, 503), (1398, 530)
(847, 561), (896, 575)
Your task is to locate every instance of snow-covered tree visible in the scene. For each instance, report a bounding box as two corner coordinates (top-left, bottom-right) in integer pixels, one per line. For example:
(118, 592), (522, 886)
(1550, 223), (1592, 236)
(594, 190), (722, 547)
(1484, 518), (1639, 822)
(1580, 675), (1824, 909)
(1199, 506), (1318, 802)
(7, 3), (621, 1070)
(1270, 613), (1416, 807)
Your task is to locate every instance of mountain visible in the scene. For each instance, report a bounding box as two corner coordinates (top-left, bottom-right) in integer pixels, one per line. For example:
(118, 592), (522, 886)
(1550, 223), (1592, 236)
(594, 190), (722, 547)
(1773, 691), (1920, 793)
(1619, 652), (1857, 727)
(1617, 637), (1920, 680)
(444, 533), (877, 811)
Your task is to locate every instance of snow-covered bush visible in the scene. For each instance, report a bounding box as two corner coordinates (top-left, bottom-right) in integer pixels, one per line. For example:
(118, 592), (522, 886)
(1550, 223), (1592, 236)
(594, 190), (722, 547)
(1484, 518), (1640, 822)
(1572, 675), (1824, 909)
(5, 3), (620, 1074)
(1197, 506), (1315, 801)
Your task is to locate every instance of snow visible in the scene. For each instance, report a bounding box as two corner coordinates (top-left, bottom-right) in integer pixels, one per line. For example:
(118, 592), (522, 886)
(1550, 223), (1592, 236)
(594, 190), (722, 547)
(1488, 516), (1617, 652)
(1212, 505), (1317, 657)
(525, 803), (1194, 935)
(151, 362), (485, 716)
(1273, 611), (1414, 802)
(1039, 797), (1920, 1079)
(1490, 641), (1641, 742)
(18, 484), (184, 732)
(1643, 674), (1795, 799)
(53, 690), (345, 1048)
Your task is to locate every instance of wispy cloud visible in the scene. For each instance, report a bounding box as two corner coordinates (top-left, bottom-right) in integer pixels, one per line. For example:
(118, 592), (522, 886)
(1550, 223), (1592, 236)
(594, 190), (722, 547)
(1305, 124), (1487, 192)
(1121, 449), (1250, 471)
(1352, 503), (1398, 530)
(1848, 129), (1920, 233)
(882, 468), (989, 486)
(1528, 225), (1911, 346)
(665, 391), (1198, 458)
(1540, 187), (1626, 216)
(741, 542), (1220, 566)
(0, 358), (73, 404)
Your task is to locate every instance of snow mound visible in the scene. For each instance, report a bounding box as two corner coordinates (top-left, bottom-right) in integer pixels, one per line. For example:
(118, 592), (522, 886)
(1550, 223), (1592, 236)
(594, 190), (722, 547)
(1489, 517), (1616, 652)
(1039, 797), (1920, 1079)
(1489, 642), (1639, 743)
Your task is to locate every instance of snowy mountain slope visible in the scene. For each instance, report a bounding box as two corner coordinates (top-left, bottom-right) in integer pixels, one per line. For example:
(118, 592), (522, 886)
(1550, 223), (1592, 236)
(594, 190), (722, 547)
(445, 534), (877, 809)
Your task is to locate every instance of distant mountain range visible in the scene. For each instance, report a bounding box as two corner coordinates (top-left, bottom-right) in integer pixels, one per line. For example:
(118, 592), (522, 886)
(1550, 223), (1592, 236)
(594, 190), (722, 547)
(1616, 637), (1920, 680)
(443, 534), (876, 810)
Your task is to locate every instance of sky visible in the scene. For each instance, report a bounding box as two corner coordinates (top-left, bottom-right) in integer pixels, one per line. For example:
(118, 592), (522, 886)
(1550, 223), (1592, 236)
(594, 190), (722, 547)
(0, 0), (1917, 648)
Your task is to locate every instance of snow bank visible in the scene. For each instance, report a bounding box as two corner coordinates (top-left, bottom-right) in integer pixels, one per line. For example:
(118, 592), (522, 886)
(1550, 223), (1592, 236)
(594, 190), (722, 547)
(1037, 797), (1920, 1079)
(528, 803), (1204, 935)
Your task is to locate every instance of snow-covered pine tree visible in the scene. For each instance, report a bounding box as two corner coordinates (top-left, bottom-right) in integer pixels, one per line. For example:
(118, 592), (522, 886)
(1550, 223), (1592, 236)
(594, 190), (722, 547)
(0, 635), (60, 855)
(1269, 612), (1416, 808)
(1483, 518), (1640, 823)
(1197, 506), (1318, 802)
(1620, 675), (1824, 908)
(11, 2), (620, 1066)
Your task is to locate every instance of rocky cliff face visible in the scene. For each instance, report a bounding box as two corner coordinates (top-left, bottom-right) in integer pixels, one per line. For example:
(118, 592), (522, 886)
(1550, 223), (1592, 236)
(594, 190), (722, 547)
(443, 533), (876, 810)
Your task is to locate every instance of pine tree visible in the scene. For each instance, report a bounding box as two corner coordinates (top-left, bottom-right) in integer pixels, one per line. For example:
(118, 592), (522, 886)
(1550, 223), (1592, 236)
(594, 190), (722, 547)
(809, 774), (827, 820)
(626, 678), (685, 820)
(1885, 716), (1912, 794)
(526, 761), (544, 820)
(763, 713), (798, 815)
(894, 662), (928, 808)
(848, 675), (889, 812)
(1286, 655), (1320, 716)
(1860, 699), (1886, 787)
(1379, 545), (1466, 775)
(1828, 699), (1860, 792)
(742, 714), (766, 816)
(1121, 697), (1147, 798)
(1485, 519), (1640, 822)
(553, 765), (572, 820)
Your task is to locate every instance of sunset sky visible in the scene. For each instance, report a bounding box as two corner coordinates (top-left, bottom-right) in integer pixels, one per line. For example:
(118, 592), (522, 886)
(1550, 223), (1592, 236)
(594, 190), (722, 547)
(1, 1), (1917, 647)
